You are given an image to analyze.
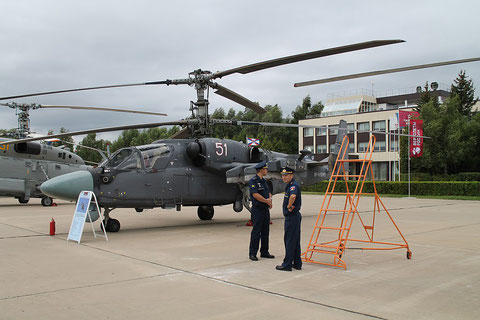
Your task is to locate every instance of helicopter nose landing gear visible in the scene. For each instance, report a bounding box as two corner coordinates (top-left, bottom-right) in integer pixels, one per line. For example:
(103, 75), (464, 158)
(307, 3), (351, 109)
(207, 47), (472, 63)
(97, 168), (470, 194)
(100, 208), (121, 232)
(41, 197), (53, 207)
(197, 205), (214, 220)
(233, 200), (243, 212)
(101, 218), (121, 232)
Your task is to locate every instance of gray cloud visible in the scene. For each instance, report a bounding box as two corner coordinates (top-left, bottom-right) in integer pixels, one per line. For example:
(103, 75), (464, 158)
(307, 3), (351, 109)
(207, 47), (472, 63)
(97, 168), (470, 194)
(1, 0), (479, 143)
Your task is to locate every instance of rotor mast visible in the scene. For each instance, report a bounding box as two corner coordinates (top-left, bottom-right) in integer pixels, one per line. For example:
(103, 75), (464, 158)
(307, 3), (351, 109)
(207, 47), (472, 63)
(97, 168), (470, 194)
(190, 69), (213, 136)
(4, 102), (41, 138)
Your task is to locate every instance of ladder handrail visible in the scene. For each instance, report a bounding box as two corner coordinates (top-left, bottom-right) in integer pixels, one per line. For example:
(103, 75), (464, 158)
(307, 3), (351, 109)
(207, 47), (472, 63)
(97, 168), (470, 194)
(303, 134), (410, 270)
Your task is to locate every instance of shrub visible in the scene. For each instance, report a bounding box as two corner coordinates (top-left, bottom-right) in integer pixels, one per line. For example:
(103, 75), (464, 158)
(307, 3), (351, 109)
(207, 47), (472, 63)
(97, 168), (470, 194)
(303, 180), (480, 196)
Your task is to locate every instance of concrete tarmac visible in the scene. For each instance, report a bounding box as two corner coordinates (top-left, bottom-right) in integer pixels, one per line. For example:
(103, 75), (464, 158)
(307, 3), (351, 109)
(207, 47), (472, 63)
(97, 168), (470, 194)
(0, 194), (479, 319)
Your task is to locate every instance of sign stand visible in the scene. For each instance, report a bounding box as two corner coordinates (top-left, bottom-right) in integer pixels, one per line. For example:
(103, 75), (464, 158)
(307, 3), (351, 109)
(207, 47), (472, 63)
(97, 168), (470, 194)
(67, 191), (108, 244)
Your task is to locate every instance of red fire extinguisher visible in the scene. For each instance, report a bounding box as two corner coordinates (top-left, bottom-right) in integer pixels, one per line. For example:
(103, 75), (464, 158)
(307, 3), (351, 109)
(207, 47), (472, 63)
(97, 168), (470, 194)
(49, 218), (56, 236)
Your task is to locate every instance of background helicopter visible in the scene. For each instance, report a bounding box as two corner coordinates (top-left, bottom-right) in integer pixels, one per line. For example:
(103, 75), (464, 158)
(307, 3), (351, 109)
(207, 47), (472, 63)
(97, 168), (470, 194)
(1, 39), (478, 231)
(0, 102), (167, 205)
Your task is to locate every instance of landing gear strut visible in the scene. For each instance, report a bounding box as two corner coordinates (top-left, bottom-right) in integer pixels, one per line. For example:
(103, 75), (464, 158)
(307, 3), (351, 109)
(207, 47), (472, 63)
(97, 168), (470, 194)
(101, 208), (121, 232)
(197, 205), (214, 220)
(17, 196), (29, 204)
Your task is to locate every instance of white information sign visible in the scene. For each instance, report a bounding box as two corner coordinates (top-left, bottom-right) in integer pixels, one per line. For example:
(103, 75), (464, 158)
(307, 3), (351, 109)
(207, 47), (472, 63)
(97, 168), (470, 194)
(67, 191), (108, 243)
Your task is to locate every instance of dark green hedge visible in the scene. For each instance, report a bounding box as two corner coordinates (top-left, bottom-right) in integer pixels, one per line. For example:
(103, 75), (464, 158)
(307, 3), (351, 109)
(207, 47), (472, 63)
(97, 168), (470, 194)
(399, 172), (480, 181)
(303, 180), (480, 196)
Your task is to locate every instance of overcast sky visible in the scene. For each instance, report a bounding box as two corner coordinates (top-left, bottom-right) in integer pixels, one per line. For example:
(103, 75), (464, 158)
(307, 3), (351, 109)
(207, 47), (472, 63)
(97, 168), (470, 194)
(1, 0), (479, 143)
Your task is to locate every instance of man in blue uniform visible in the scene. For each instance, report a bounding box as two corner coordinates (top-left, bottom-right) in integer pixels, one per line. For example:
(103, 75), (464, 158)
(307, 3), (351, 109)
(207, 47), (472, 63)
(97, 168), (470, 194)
(248, 161), (275, 261)
(276, 166), (302, 271)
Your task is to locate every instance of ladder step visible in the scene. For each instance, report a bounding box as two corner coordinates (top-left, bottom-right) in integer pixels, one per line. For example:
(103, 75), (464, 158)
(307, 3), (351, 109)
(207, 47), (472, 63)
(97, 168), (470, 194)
(310, 243), (343, 250)
(305, 249), (338, 255)
(315, 226), (350, 230)
(331, 174), (364, 178)
(326, 192), (376, 196)
(319, 209), (351, 213)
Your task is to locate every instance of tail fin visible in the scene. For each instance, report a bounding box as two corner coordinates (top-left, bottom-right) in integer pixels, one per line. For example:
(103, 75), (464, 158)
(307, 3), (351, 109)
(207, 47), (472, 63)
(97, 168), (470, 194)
(328, 120), (349, 175)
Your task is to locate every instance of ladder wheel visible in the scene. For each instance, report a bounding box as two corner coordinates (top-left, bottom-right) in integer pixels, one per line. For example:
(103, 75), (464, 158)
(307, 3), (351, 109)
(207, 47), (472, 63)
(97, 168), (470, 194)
(406, 251), (412, 259)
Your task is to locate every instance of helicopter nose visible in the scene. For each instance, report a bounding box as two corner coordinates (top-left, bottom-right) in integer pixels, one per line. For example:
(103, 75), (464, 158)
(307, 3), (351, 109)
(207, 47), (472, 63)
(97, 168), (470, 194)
(40, 171), (94, 201)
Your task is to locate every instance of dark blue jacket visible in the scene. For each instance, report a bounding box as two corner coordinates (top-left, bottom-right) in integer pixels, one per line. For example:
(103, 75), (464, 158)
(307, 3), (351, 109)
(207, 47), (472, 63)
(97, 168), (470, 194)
(249, 175), (270, 208)
(283, 179), (301, 216)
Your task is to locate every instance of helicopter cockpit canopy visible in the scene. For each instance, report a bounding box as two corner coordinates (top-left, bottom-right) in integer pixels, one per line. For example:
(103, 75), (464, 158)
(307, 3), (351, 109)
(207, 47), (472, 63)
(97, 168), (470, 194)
(138, 144), (171, 169)
(101, 144), (172, 170)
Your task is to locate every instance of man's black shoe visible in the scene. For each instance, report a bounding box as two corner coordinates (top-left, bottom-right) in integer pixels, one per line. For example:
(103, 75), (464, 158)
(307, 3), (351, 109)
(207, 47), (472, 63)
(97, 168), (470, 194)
(275, 265), (292, 271)
(249, 255), (258, 261)
(260, 253), (275, 259)
(293, 265), (302, 270)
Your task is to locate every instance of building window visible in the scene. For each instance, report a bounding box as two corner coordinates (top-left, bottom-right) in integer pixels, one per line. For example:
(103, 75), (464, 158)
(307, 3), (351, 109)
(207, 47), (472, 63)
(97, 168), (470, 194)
(373, 120), (386, 132)
(348, 143), (355, 153)
(317, 144), (327, 153)
(371, 162), (388, 181)
(316, 127), (327, 136)
(347, 123), (355, 133)
(390, 139), (399, 151)
(358, 142), (369, 153)
(359, 101), (377, 113)
(304, 145), (314, 152)
(329, 125), (338, 135)
(303, 127), (314, 137)
(357, 122), (370, 132)
(373, 140), (386, 152)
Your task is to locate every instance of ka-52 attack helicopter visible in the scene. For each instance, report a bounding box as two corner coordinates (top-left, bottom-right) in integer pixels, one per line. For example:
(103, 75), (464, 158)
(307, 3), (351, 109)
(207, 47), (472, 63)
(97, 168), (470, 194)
(1, 39), (478, 231)
(0, 102), (167, 205)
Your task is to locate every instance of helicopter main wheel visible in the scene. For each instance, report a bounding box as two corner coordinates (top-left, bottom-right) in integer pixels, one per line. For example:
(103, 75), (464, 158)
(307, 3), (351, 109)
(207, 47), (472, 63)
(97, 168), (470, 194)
(17, 196), (29, 204)
(197, 206), (214, 220)
(135, 208), (144, 213)
(41, 197), (53, 207)
(101, 218), (121, 232)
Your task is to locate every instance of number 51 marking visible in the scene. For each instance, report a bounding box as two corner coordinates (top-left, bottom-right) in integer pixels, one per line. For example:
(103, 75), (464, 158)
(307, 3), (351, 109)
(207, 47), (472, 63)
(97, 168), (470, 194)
(215, 142), (228, 156)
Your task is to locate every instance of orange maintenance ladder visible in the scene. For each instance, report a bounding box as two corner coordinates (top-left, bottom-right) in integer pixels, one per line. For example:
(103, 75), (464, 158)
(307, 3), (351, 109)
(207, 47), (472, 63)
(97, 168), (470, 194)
(303, 135), (411, 270)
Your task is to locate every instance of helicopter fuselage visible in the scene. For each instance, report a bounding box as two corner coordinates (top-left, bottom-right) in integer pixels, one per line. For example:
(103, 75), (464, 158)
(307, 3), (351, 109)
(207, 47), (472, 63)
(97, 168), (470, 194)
(0, 138), (88, 204)
(41, 137), (329, 212)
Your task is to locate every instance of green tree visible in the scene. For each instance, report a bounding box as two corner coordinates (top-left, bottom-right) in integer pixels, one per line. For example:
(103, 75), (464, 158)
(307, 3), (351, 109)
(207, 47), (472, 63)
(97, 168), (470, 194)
(75, 133), (111, 164)
(291, 95), (324, 124)
(409, 94), (476, 175)
(47, 127), (75, 148)
(451, 70), (477, 117)
(210, 104), (298, 154)
(0, 128), (17, 137)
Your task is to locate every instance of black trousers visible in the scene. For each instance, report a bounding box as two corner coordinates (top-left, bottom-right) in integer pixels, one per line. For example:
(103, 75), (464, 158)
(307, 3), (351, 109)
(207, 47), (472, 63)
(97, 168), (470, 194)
(282, 212), (302, 268)
(249, 206), (270, 256)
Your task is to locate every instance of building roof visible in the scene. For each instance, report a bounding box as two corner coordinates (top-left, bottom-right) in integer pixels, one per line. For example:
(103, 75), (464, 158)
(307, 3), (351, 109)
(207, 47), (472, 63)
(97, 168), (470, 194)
(376, 90), (450, 106)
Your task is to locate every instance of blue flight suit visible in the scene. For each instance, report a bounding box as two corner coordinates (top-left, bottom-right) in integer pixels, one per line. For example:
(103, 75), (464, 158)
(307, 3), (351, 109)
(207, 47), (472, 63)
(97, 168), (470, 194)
(249, 174), (271, 256)
(281, 179), (302, 269)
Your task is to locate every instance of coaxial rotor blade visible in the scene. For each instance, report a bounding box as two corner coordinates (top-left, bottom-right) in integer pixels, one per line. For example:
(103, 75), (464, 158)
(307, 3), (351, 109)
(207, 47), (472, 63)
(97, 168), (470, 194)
(211, 119), (430, 139)
(0, 120), (192, 145)
(294, 57), (480, 87)
(0, 80), (173, 101)
(212, 40), (405, 79)
(39, 105), (167, 116)
(213, 84), (266, 114)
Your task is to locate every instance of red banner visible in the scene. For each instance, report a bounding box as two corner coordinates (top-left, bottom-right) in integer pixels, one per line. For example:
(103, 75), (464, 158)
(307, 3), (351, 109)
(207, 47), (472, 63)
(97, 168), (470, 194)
(399, 110), (420, 128)
(409, 119), (423, 158)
